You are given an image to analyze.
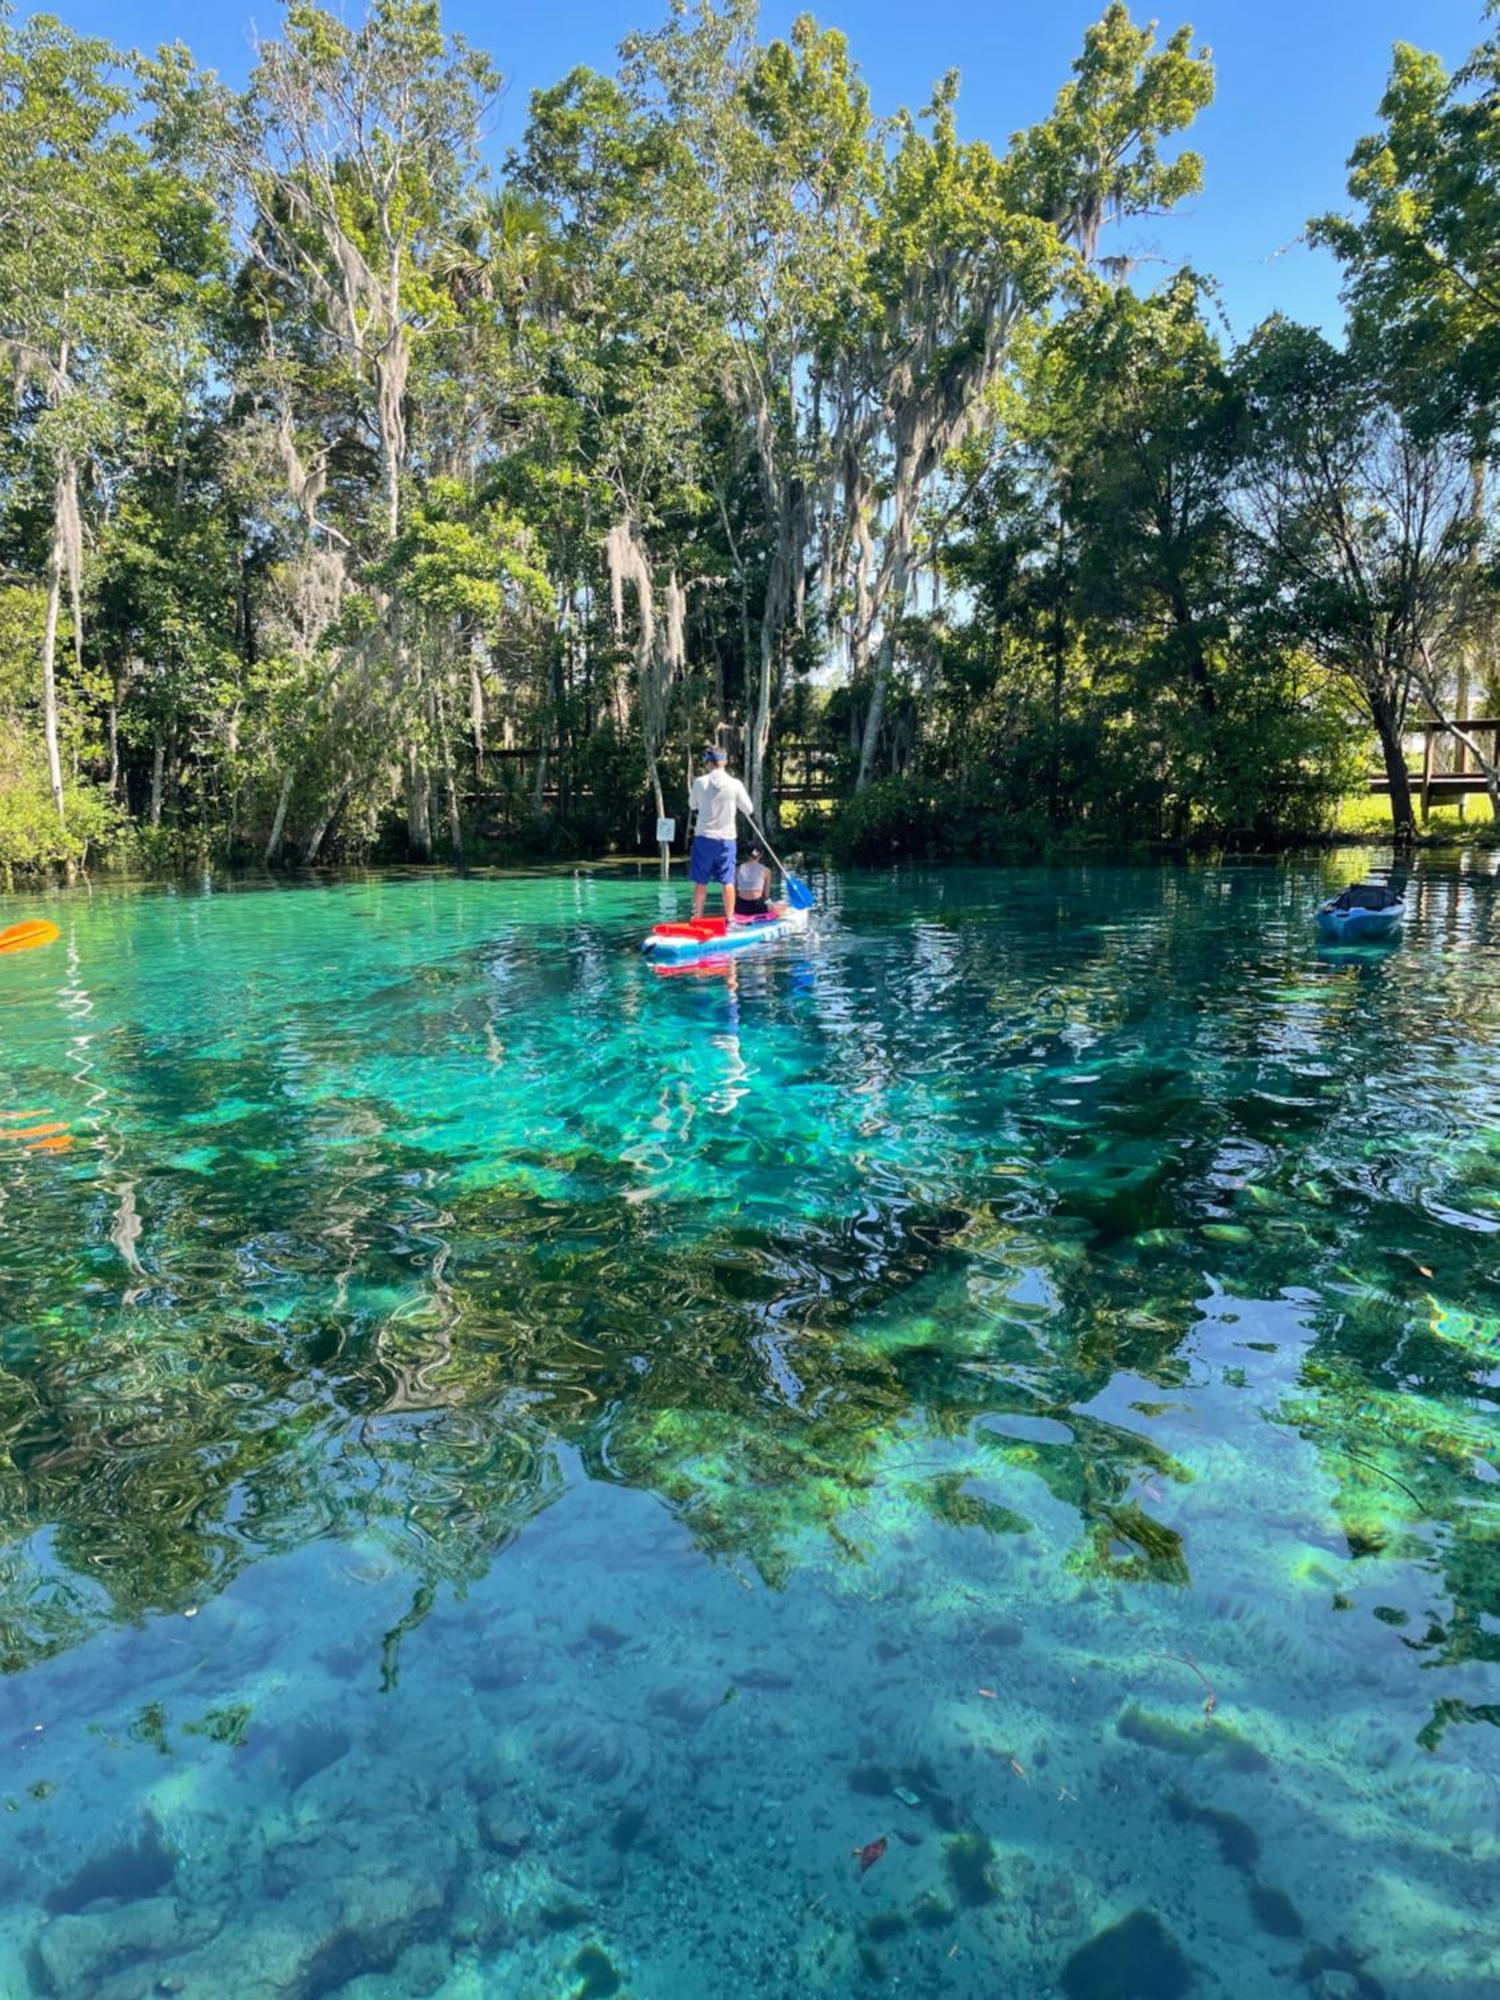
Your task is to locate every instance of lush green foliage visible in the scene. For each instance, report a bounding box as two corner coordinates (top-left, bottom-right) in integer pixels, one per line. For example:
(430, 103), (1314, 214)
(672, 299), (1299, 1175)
(0, 0), (1496, 874)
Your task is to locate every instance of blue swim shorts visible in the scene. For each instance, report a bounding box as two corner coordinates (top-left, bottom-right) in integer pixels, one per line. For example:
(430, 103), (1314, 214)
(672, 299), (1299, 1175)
(690, 834), (736, 885)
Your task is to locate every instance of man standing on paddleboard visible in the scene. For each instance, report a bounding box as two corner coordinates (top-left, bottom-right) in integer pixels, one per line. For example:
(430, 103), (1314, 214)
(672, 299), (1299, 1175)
(687, 746), (756, 921)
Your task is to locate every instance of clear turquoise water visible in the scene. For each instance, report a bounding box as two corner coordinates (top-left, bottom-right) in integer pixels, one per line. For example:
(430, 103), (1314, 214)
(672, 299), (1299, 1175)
(0, 857), (1497, 2000)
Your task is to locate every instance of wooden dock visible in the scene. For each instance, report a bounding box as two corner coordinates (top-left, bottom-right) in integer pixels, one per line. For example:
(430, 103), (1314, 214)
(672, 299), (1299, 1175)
(1369, 718), (1498, 819)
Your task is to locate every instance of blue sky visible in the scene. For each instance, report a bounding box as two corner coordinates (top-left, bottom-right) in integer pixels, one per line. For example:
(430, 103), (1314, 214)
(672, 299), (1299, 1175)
(52, 0), (1487, 336)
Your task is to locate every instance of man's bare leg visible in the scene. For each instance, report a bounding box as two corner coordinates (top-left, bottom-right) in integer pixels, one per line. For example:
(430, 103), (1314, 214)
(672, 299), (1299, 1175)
(723, 884), (736, 919)
(693, 883), (707, 919)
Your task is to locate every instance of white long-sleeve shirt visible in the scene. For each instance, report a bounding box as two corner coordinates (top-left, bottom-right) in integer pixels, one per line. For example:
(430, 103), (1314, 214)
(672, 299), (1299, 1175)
(689, 769), (754, 841)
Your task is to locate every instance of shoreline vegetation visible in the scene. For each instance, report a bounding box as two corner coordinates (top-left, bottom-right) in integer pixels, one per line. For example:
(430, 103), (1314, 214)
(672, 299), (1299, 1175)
(1, 1), (1496, 884)
(3, 810), (1495, 903)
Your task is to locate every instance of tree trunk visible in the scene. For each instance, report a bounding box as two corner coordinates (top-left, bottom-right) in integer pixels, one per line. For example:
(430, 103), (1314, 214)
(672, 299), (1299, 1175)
(1372, 698), (1415, 840)
(647, 753), (667, 854)
(552, 649), (571, 821)
(39, 489), (68, 828)
(436, 678), (463, 866)
(265, 771), (294, 866)
(106, 694), (119, 797)
(149, 730), (166, 828)
(304, 774), (356, 864)
(855, 546), (911, 793)
(1050, 548), (1066, 829)
(469, 657), (486, 780)
(405, 744), (433, 861)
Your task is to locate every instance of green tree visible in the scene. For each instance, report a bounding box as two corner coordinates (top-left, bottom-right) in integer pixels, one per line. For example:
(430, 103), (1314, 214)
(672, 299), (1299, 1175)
(1238, 319), (1476, 839)
(1311, 9), (1498, 450)
(1, 14), (213, 836)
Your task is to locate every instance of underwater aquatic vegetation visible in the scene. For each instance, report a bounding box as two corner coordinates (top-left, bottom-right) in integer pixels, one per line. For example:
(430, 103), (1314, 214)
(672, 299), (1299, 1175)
(865, 1911), (908, 1942)
(1116, 1704), (1269, 1771)
(1062, 1909), (1191, 2000)
(1086, 1503), (1190, 1584)
(571, 1942), (622, 1998)
(1247, 1880), (1304, 1938)
(943, 1833), (998, 1907)
(1166, 1791), (1260, 1871)
(852, 1837), (887, 1874)
(184, 1704), (252, 1748)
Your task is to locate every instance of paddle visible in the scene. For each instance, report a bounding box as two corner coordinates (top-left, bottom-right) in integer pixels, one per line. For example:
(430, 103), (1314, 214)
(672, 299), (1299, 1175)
(0, 920), (60, 955)
(746, 823), (815, 911)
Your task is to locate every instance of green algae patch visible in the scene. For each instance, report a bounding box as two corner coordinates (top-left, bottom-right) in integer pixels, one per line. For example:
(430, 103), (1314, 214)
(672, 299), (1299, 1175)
(1087, 1504), (1189, 1583)
(572, 1942), (622, 1998)
(1117, 1705), (1268, 1771)
(943, 1833), (998, 1907)
(185, 1704), (252, 1748)
(1247, 1880), (1303, 1938)
(129, 1703), (171, 1756)
(856, 1940), (885, 1983)
(1166, 1791), (1260, 1871)
(910, 1892), (955, 1929)
(910, 1472), (1030, 1537)
(1062, 1910), (1191, 2000)
(865, 1911), (908, 1943)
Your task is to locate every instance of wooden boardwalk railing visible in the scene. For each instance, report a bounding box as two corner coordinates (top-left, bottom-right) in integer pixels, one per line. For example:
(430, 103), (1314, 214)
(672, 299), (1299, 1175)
(1368, 718), (1498, 818)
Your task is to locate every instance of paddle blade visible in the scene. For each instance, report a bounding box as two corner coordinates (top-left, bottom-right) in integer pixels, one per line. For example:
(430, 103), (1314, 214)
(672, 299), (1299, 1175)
(784, 874), (815, 911)
(0, 920), (60, 955)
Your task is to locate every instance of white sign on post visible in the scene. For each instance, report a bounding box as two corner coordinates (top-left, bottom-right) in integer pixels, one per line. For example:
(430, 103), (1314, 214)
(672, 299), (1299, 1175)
(656, 818), (676, 844)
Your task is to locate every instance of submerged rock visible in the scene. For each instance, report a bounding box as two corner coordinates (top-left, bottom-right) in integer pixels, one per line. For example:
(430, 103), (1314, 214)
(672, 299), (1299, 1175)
(647, 1680), (722, 1731)
(480, 1805), (531, 1856)
(1062, 1910), (1191, 2000)
(536, 1712), (647, 1785)
(32, 1896), (218, 1998)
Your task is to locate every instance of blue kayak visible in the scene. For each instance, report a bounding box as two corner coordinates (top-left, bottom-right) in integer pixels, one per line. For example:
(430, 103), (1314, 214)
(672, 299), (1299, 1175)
(1315, 888), (1404, 943)
(643, 910), (808, 964)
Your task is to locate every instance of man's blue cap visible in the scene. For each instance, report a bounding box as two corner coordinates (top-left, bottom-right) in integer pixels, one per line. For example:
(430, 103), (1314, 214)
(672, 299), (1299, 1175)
(704, 745), (727, 762)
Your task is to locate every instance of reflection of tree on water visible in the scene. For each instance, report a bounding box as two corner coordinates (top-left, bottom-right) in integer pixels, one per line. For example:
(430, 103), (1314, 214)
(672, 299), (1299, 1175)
(0, 862), (1495, 1756)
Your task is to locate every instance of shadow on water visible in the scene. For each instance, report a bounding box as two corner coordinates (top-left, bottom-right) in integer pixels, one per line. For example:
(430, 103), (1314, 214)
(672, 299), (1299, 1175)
(0, 853), (1496, 1997)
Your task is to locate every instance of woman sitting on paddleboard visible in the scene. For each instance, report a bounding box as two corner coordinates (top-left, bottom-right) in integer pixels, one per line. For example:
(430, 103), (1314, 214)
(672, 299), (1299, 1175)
(733, 845), (783, 920)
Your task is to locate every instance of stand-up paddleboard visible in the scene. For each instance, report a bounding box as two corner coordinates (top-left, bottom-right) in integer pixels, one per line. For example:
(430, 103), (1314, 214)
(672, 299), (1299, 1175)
(643, 908), (809, 964)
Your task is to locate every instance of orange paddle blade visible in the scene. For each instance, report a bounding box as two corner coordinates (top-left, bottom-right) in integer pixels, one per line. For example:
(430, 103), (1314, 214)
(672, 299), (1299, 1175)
(26, 1135), (72, 1153)
(0, 920), (60, 954)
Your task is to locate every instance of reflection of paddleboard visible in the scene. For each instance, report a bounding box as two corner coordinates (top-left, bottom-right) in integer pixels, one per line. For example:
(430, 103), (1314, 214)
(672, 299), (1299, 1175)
(0, 1109), (72, 1154)
(0, 920), (60, 954)
(643, 908), (809, 964)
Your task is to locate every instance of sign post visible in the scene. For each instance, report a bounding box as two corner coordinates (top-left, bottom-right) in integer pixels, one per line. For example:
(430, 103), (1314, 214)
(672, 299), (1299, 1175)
(656, 817), (676, 880)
